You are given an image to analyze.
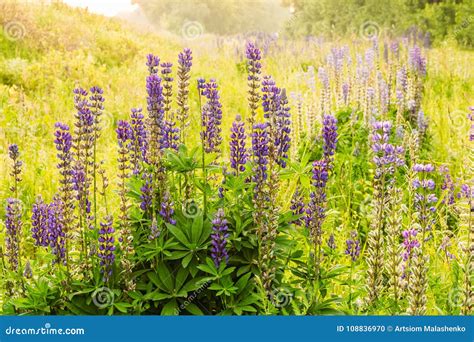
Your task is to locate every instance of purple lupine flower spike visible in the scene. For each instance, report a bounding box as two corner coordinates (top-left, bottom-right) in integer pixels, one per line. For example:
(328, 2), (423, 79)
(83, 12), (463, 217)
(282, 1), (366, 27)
(322, 114), (338, 165)
(159, 192), (176, 225)
(290, 188), (305, 226)
(345, 231), (361, 261)
(5, 198), (22, 271)
(229, 114), (247, 175)
(8, 144), (22, 196)
(98, 215), (115, 282)
(130, 108), (148, 172)
(201, 79), (223, 153)
(140, 172), (153, 212)
(31, 197), (49, 247)
(177, 48), (193, 145)
(47, 197), (66, 265)
(146, 53), (160, 74)
(251, 123), (269, 191)
(246, 42), (262, 128)
(211, 208), (229, 267)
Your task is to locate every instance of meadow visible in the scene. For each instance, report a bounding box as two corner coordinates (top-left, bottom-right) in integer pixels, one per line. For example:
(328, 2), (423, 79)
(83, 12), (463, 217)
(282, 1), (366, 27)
(0, 2), (473, 315)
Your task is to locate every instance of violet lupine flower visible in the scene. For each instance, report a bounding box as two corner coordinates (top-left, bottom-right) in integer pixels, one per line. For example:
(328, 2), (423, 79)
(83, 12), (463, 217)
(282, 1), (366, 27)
(345, 231), (361, 261)
(318, 66), (330, 115)
(161, 119), (180, 151)
(146, 53), (160, 74)
(176, 48), (193, 145)
(200, 79), (223, 153)
(117, 120), (133, 235)
(89, 86), (105, 135)
(130, 108), (148, 171)
(229, 115), (247, 175)
(251, 123), (269, 192)
(47, 197), (66, 265)
(31, 197), (49, 247)
(160, 62), (178, 150)
(371, 121), (405, 178)
(417, 110), (428, 134)
(439, 236), (456, 261)
(408, 45), (427, 77)
(5, 198), (22, 271)
(305, 160), (329, 252)
(98, 215), (115, 282)
(54, 122), (74, 254)
(322, 114), (338, 164)
(116, 120), (133, 148)
(161, 62), (174, 121)
(342, 83), (350, 106)
(275, 89), (291, 168)
(412, 163), (438, 239)
(160, 62), (173, 83)
(210, 208), (229, 267)
(246, 42), (262, 126)
(149, 217), (161, 240)
(327, 233), (336, 250)
(439, 165), (455, 206)
(159, 192), (176, 225)
(290, 188), (305, 226)
(146, 73), (165, 158)
(8, 144), (22, 196)
(140, 172), (153, 212)
(261, 76), (281, 119)
(402, 229), (420, 261)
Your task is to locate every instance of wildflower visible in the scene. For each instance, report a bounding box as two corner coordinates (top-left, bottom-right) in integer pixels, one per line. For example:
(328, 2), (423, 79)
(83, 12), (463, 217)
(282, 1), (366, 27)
(345, 231), (361, 261)
(229, 115), (247, 175)
(98, 215), (115, 282)
(290, 188), (305, 226)
(47, 197), (66, 265)
(306, 160), (329, 274)
(245, 42), (262, 128)
(5, 198), (22, 271)
(159, 192), (176, 225)
(177, 48), (193, 145)
(211, 208), (229, 267)
(200, 79), (223, 153)
(322, 114), (338, 165)
(129, 108), (148, 172)
(31, 197), (49, 247)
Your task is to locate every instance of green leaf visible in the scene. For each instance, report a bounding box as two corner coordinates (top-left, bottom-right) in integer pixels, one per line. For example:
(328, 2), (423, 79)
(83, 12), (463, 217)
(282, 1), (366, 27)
(190, 214), (203, 243)
(167, 224), (190, 246)
(161, 299), (178, 315)
(175, 268), (189, 291)
(157, 264), (174, 292)
(114, 302), (132, 313)
(185, 303), (204, 315)
(181, 253), (193, 268)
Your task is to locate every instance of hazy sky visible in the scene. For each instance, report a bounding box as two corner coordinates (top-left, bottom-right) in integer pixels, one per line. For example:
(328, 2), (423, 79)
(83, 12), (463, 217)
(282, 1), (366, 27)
(63, 0), (137, 17)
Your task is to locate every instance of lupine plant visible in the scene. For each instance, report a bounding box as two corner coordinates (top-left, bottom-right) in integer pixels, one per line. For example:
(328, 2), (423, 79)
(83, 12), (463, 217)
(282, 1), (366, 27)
(1, 36), (471, 317)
